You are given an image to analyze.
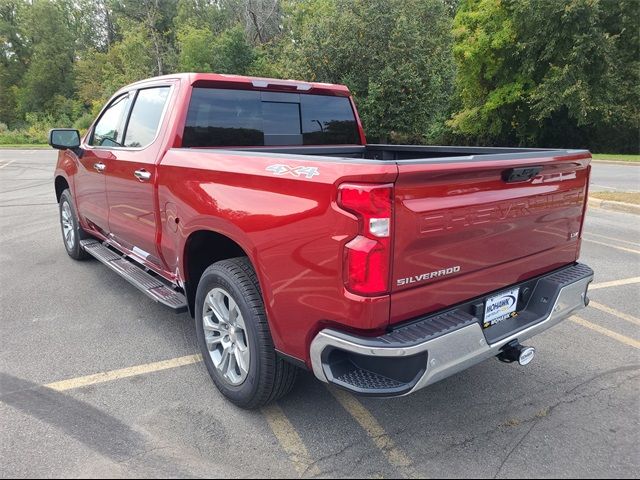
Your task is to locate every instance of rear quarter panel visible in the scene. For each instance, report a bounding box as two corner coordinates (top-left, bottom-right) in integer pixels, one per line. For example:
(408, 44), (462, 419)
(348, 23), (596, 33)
(157, 149), (397, 362)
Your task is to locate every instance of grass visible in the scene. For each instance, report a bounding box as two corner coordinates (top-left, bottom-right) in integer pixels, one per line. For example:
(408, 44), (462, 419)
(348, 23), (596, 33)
(592, 153), (640, 162)
(0, 144), (49, 149)
(590, 191), (640, 205)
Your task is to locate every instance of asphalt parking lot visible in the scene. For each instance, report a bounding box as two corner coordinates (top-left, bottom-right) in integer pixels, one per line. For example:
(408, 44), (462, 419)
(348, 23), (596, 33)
(1, 150), (639, 478)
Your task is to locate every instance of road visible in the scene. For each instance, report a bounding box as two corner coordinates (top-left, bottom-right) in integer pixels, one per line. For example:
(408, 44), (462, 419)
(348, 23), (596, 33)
(590, 161), (640, 192)
(1, 150), (639, 478)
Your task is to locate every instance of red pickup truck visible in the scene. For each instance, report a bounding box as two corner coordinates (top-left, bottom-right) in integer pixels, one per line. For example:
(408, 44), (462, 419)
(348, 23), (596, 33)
(50, 73), (593, 408)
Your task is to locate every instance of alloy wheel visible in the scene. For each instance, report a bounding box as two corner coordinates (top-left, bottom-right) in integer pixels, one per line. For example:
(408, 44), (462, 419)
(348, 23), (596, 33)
(202, 287), (251, 386)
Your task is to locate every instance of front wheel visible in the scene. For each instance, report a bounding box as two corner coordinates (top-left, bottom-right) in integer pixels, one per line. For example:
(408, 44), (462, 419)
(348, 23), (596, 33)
(195, 257), (298, 409)
(59, 189), (91, 260)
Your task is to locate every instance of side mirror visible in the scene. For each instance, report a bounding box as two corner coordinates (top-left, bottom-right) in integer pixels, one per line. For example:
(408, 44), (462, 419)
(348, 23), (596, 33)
(49, 129), (81, 150)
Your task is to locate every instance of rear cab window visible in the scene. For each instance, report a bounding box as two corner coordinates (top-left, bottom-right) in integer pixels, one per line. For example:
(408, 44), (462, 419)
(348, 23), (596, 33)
(182, 88), (359, 147)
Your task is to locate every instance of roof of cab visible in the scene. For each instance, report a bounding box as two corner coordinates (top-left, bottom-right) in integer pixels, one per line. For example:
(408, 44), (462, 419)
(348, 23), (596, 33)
(123, 72), (351, 97)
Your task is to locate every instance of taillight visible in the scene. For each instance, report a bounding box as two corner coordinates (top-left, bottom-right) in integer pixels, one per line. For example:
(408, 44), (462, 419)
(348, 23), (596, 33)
(338, 183), (393, 296)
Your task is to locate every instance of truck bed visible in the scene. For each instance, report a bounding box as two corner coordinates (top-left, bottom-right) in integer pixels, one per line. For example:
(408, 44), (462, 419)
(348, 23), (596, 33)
(169, 144), (591, 328)
(213, 144), (587, 163)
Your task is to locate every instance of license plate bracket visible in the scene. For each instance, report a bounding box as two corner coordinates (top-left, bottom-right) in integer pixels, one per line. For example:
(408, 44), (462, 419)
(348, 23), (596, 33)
(483, 288), (520, 328)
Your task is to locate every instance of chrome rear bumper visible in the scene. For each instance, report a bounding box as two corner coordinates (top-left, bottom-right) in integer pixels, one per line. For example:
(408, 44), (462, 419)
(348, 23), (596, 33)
(310, 263), (593, 396)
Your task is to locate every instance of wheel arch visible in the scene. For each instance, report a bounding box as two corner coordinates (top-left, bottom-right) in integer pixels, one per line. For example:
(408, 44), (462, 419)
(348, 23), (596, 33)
(182, 229), (259, 317)
(54, 175), (70, 202)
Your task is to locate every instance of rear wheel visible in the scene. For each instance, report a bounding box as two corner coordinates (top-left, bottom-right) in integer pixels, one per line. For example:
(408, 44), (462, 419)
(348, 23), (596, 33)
(59, 189), (90, 260)
(195, 257), (298, 409)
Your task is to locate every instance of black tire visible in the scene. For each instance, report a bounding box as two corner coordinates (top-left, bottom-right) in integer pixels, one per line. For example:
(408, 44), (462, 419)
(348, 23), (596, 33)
(195, 257), (298, 409)
(59, 189), (91, 260)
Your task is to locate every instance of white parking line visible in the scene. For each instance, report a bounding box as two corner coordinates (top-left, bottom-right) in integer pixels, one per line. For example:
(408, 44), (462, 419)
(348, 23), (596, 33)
(590, 184), (620, 191)
(0, 159), (17, 169)
(570, 316), (640, 349)
(584, 232), (640, 247)
(584, 238), (640, 255)
(589, 301), (640, 327)
(590, 277), (640, 290)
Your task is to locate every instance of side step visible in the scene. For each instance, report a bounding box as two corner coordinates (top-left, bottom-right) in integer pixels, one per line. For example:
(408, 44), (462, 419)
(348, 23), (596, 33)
(80, 240), (187, 313)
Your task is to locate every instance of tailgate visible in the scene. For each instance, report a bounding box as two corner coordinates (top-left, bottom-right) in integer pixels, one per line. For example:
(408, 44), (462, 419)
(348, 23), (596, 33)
(390, 151), (591, 324)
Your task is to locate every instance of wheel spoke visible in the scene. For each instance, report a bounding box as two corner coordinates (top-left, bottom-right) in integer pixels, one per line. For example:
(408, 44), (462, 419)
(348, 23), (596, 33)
(228, 297), (239, 323)
(217, 345), (231, 372)
(61, 202), (75, 249)
(207, 291), (229, 323)
(235, 346), (249, 375)
(202, 312), (224, 333)
(205, 333), (223, 350)
(226, 352), (239, 381)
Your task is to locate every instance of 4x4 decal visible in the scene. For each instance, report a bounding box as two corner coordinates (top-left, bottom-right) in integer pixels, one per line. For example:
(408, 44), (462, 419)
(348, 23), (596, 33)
(266, 164), (320, 179)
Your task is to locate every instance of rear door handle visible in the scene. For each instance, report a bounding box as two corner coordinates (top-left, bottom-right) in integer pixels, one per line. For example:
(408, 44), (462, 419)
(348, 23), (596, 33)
(93, 162), (106, 172)
(134, 169), (152, 182)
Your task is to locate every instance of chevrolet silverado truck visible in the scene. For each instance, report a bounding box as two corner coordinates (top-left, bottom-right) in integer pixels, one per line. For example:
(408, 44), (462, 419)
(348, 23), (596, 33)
(49, 73), (593, 408)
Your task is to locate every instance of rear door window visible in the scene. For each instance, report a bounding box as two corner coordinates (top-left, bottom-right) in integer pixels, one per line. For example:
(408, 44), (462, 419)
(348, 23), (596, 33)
(124, 87), (171, 148)
(182, 88), (359, 147)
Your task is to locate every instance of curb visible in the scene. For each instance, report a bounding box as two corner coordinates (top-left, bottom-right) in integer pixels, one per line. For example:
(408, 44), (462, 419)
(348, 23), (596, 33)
(588, 197), (640, 215)
(591, 159), (640, 166)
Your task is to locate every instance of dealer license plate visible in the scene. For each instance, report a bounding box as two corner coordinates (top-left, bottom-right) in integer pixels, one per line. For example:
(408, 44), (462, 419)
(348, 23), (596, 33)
(483, 288), (520, 328)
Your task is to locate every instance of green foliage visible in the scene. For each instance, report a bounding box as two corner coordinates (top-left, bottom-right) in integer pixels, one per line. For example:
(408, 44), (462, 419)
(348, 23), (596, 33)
(15, 1), (75, 116)
(177, 24), (256, 74)
(451, 0), (639, 151)
(175, 0), (233, 32)
(277, 0), (455, 143)
(210, 26), (255, 75)
(0, 113), (61, 144)
(0, 0), (637, 152)
(449, 0), (518, 141)
(177, 25), (215, 71)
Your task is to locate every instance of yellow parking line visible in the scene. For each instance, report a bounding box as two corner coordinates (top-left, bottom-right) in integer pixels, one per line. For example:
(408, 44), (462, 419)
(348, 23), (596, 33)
(328, 386), (415, 478)
(44, 355), (322, 476)
(590, 277), (640, 290)
(584, 238), (640, 255)
(261, 404), (321, 477)
(570, 316), (640, 349)
(589, 301), (640, 327)
(45, 354), (203, 391)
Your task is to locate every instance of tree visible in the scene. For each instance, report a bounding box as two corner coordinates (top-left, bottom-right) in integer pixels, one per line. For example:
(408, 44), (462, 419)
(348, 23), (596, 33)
(450, 0), (639, 152)
(0, 0), (28, 126)
(110, 0), (179, 75)
(177, 25), (215, 71)
(277, 0), (455, 143)
(210, 25), (254, 74)
(18, 0), (76, 116)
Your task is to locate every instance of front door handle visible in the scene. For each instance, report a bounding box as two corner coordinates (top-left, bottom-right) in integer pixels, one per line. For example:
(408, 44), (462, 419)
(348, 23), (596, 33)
(134, 169), (152, 182)
(93, 162), (106, 172)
